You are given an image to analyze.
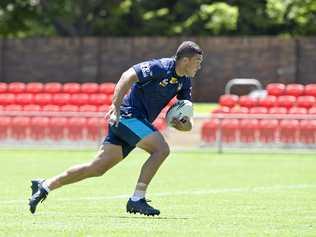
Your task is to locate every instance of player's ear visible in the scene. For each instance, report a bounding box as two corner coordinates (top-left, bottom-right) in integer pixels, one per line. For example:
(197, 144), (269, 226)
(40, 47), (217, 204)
(179, 57), (190, 65)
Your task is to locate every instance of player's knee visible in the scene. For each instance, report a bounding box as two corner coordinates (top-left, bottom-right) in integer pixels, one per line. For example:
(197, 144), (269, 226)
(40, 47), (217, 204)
(154, 143), (170, 158)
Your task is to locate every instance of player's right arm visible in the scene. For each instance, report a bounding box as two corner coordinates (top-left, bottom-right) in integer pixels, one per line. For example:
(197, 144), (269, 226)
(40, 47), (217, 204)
(106, 68), (139, 126)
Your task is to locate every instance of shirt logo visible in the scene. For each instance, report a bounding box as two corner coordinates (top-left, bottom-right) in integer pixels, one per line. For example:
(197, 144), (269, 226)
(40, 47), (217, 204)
(159, 77), (178, 87)
(159, 78), (169, 87)
(140, 62), (152, 77)
(170, 77), (178, 84)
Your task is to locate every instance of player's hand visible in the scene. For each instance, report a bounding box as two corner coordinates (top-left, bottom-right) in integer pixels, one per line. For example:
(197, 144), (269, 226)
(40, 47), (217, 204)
(170, 115), (192, 131)
(105, 104), (120, 127)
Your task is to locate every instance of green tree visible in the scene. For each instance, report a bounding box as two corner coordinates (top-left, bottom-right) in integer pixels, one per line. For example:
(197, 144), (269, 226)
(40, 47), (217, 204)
(266, 0), (316, 35)
(0, 0), (315, 37)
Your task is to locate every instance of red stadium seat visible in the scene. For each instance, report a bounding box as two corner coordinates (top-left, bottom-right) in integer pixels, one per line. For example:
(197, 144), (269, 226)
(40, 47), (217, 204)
(23, 104), (41, 112)
(5, 104), (23, 111)
(79, 105), (98, 112)
(70, 93), (89, 106)
(238, 96), (257, 108)
(63, 82), (81, 94)
(8, 82), (26, 94)
(219, 94), (239, 108)
(99, 83), (116, 95)
(107, 95), (113, 105)
(52, 93), (71, 106)
(0, 116), (11, 140)
(86, 117), (106, 141)
(309, 107), (316, 114)
(266, 83), (285, 96)
(221, 119), (239, 143)
(26, 82), (44, 94)
(98, 104), (110, 113)
(89, 94), (108, 106)
(276, 95), (296, 108)
(0, 82), (8, 93)
(258, 119), (278, 143)
(288, 107), (308, 115)
(258, 96), (277, 108)
(269, 107), (287, 114)
(239, 119), (259, 143)
(48, 117), (67, 140)
(285, 84), (304, 97)
(201, 119), (219, 143)
(81, 83), (99, 94)
(211, 106), (230, 114)
(30, 117), (49, 140)
(44, 82), (62, 94)
(0, 94), (15, 105)
(42, 104), (60, 112)
(11, 116), (30, 140)
(230, 107), (249, 114)
(67, 117), (87, 141)
(304, 84), (316, 97)
(34, 93), (52, 106)
(60, 105), (79, 112)
(279, 119), (299, 143)
(15, 93), (34, 105)
(299, 120), (316, 144)
(296, 96), (316, 109)
(249, 107), (268, 114)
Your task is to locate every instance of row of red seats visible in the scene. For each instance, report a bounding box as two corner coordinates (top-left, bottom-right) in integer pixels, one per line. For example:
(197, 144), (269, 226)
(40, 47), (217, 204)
(0, 93), (113, 106)
(0, 104), (110, 112)
(0, 82), (115, 95)
(201, 119), (316, 144)
(213, 106), (316, 115)
(0, 117), (167, 141)
(220, 95), (316, 109)
(267, 83), (316, 97)
(0, 116), (107, 141)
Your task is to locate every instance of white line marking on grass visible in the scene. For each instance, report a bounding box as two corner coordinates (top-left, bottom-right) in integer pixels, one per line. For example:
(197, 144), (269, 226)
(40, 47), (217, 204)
(2, 184), (316, 205)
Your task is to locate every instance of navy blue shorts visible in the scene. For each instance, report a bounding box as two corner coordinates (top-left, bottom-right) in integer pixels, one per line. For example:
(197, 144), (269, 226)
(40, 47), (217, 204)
(103, 117), (157, 158)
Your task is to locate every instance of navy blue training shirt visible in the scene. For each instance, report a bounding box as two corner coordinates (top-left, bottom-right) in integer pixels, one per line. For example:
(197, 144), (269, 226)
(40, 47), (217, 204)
(120, 57), (192, 123)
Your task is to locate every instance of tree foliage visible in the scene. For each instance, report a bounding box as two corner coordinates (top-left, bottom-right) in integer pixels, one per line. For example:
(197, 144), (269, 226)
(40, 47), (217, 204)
(0, 0), (315, 37)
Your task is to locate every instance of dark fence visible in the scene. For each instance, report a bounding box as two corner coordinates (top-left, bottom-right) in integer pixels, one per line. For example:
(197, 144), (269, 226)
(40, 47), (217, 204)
(0, 37), (315, 102)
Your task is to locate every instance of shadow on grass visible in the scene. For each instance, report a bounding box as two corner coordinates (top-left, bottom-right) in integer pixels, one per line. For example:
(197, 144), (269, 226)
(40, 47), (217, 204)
(105, 215), (192, 220)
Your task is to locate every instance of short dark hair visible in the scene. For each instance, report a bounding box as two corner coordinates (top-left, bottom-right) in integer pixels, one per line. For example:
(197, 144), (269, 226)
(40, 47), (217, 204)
(175, 41), (203, 61)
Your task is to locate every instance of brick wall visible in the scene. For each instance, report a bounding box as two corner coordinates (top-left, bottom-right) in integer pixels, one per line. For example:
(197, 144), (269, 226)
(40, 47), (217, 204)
(0, 37), (315, 102)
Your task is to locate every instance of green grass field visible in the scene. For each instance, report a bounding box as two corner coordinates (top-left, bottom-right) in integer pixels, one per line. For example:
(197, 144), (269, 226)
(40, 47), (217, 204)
(0, 149), (316, 237)
(194, 102), (217, 115)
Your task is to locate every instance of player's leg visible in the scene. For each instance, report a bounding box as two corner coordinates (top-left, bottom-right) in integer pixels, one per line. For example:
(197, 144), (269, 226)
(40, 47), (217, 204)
(45, 143), (123, 190)
(127, 131), (169, 216)
(29, 143), (123, 214)
(135, 131), (170, 188)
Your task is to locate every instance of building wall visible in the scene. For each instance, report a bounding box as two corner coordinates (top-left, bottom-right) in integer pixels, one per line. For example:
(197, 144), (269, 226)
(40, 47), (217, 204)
(0, 37), (315, 102)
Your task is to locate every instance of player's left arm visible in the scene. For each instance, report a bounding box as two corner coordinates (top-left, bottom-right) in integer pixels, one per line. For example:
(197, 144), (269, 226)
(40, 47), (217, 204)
(172, 80), (193, 131)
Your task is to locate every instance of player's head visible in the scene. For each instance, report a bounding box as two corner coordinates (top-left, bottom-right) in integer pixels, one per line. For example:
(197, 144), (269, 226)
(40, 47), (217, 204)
(175, 41), (203, 78)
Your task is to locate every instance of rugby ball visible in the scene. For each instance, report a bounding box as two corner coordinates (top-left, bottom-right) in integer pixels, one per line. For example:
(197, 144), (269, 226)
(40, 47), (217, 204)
(166, 100), (193, 126)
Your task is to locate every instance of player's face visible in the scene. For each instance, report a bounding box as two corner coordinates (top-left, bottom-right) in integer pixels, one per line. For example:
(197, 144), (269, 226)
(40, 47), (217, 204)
(185, 54), (203, 78)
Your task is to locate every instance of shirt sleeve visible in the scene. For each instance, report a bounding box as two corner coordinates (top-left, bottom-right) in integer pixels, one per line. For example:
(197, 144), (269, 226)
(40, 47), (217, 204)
(132, 60), (165, 84)
(177, 78), (192, 101)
